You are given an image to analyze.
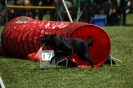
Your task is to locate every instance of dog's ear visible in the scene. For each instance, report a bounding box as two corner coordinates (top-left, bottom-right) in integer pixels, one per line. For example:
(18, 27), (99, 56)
(38, 36), (43, 42)
(53, 35), (61, 45)
(52, 34), (57, 37)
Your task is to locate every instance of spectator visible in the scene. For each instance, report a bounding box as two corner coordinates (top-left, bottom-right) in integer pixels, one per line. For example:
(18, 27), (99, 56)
(116, 0), (133, 25)
(8, 0), (36, 20)
(30, 0), (39, 19)
(79, 0), (120, 25)
(106, 0), (120, 25)
(93, 0), (111, 15)
(0, 0), (6, 23)
(57, 0), (73, 21)
(37, 0), (56, 21)
(124, 0), (133, 11)
(8, 0), (26, 21)
(24, 0), (32, 16)
(67, 0), (97, 23)
(79, 0), (95, 23)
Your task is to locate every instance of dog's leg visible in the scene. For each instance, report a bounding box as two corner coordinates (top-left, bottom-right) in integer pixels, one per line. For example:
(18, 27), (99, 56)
(68, 49), (73, 60)
(49, 56), (58, 64)
(85, 53), (94, 68)
(76, 51), (94, 68)
(84, 43), (94, 68)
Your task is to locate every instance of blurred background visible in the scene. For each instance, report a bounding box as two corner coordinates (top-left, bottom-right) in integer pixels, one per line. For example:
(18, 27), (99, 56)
(0, 0), (133, 26)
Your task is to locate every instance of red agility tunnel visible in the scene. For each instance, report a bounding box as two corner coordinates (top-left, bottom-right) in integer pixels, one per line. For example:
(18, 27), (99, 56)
(1, 16), (111, 68)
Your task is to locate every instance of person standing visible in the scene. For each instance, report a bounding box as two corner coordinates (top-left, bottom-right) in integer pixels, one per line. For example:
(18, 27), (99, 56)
(37, 0), (56, 20)
(0, 0), (6, 23)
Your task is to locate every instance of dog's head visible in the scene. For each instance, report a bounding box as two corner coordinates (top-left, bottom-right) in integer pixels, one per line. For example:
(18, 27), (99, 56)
(38, 34), (59, 46)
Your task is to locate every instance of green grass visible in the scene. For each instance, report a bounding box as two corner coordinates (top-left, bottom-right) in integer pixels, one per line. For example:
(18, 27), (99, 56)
(0, 14), (133, 88)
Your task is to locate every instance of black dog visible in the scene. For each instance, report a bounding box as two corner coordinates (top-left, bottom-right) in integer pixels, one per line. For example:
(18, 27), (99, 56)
(38, 34), (94, 68)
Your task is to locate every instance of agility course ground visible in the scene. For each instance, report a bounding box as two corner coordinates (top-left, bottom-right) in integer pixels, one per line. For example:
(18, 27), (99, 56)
(0, 14), (133, 88)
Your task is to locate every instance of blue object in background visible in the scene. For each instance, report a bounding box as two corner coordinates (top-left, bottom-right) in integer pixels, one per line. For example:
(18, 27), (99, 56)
(92, 15), (107, 26)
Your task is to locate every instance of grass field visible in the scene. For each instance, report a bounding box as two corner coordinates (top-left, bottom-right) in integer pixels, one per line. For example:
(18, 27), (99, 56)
(0, 14), (133, 88)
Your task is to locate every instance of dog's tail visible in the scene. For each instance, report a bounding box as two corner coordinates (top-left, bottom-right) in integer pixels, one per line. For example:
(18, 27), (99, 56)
(87, 36), (93, 46)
